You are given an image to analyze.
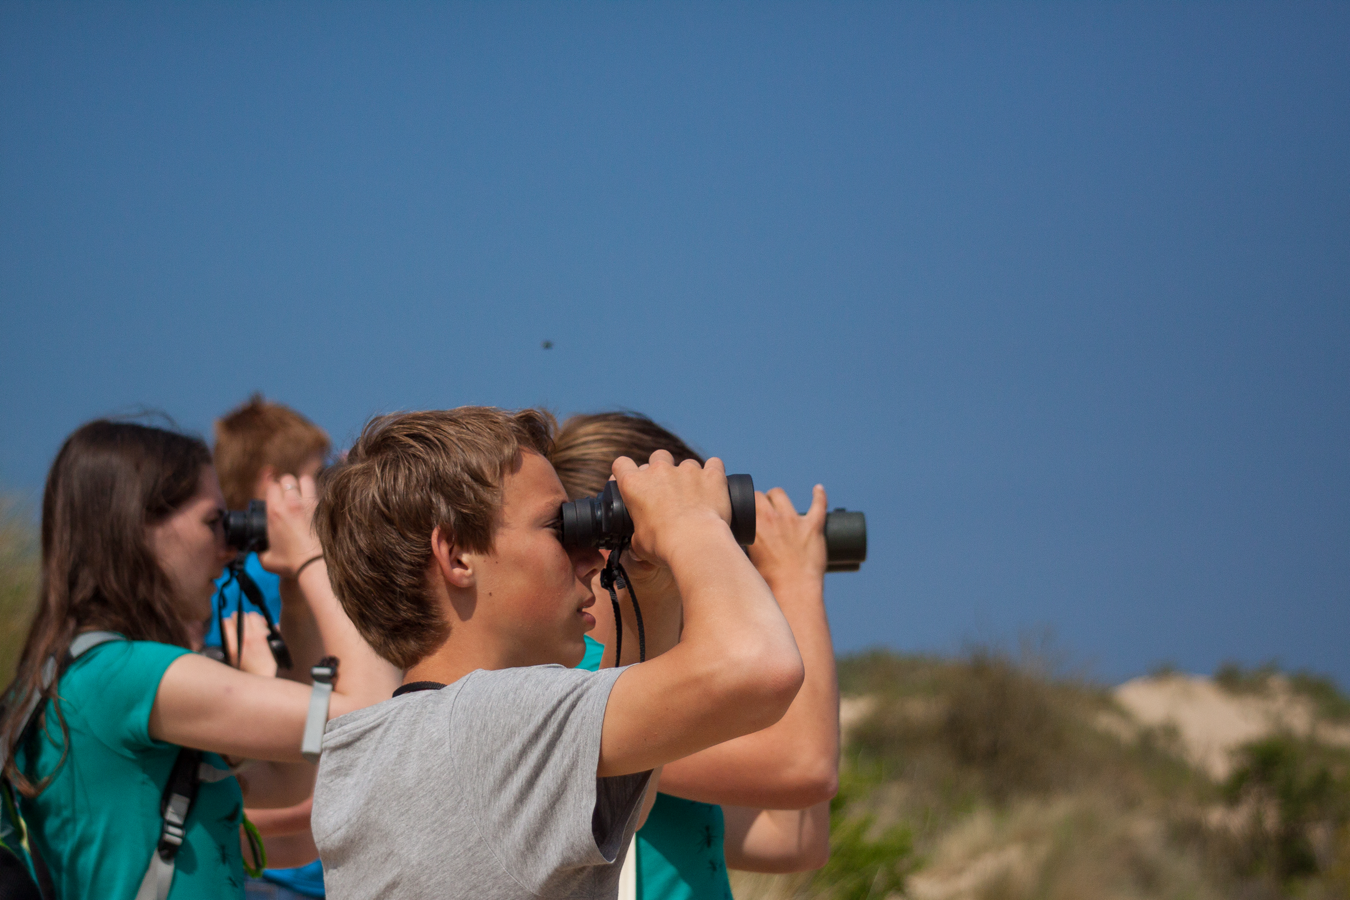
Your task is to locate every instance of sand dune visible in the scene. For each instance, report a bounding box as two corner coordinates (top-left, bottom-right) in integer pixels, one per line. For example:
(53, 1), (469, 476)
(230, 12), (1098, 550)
(1113, 673), (1350, 780)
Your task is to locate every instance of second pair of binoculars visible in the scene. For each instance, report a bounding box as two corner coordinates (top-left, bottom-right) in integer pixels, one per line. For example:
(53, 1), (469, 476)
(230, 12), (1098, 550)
(558, 474), (867, 572)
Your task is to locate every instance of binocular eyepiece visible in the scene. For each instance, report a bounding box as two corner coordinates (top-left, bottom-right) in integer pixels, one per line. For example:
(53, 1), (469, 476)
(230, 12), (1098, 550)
(223, 499), (269, 555)
(557, 475), (867, 572)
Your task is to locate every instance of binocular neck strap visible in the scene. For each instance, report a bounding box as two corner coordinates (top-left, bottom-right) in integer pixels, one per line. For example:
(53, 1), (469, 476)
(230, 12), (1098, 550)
(599, 542), (646, 667)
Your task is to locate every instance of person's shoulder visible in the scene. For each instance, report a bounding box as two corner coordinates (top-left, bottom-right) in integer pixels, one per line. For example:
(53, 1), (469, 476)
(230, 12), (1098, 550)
(57, 639), (194, 750)
(452, 664), (625, 724)
(464, 663), (615, 692)
(61, 640), (189, 709)
(577, 635), (606, 672)
(67, 637), (189, 680)
(328, 686), (439, 726)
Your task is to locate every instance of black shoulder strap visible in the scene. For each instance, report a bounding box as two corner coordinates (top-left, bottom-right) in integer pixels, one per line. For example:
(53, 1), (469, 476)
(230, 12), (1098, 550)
(157, 748), (204, 858)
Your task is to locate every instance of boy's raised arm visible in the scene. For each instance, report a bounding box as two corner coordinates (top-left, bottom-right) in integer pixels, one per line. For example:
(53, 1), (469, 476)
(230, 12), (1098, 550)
(597, 451), (805, 777)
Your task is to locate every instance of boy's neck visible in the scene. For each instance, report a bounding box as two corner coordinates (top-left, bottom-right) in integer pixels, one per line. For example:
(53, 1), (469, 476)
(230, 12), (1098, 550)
(403, 638), (502, 687)
(401, 631), (568, 687)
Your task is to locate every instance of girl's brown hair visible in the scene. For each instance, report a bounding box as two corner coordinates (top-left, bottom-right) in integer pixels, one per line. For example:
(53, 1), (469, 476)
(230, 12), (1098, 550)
(0, 420), (211, 794)
(550, 411), (704, 501)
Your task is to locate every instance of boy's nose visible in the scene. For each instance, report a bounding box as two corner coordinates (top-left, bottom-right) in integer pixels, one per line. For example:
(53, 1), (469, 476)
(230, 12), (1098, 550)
(573, 547), (603, 583)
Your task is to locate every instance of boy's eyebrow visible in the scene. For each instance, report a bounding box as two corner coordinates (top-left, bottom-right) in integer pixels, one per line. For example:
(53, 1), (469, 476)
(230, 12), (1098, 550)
(533, 494), (566, 523)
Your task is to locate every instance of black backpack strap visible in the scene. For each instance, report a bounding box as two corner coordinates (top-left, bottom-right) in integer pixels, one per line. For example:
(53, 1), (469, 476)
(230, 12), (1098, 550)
(134, 747), (203, 900)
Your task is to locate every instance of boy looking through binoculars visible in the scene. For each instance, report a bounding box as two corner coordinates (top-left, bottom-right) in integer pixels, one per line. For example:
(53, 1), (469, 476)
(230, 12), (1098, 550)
(310, 407), (805, 899)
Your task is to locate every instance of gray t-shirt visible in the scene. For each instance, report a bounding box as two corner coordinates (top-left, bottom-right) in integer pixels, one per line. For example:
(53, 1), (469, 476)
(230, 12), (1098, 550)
(312, 664), (651, 900)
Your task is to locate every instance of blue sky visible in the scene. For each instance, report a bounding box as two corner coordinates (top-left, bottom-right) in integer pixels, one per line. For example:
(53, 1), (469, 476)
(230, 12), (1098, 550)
(2, 2), (1347, 686)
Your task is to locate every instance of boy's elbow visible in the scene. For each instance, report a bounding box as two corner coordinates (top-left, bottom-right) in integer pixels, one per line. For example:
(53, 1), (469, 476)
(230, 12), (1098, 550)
(733, 650), (805, 732)
(764, 653), (806, 711)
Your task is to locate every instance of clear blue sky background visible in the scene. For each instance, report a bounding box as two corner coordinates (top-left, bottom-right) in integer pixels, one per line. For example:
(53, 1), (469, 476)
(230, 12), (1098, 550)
(2, 2), (1347, 686)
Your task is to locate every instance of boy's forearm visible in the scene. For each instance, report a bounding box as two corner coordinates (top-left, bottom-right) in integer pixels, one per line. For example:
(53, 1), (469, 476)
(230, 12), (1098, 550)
(667, 527), (794, 658)
(660, 530), (804, 729)
(657, 574), (838, 808)
(599, 535), (803, 775)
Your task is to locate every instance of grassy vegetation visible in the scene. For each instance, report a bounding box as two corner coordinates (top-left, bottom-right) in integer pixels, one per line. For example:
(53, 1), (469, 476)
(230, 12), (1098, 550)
(733, 648), (1350, 900)
(1216, 659), (1350, 723)
(0, 495), (38, 685)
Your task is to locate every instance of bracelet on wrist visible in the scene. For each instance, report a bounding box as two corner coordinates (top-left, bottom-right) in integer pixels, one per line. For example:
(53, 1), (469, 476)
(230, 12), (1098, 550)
(295, 554), (325, 579)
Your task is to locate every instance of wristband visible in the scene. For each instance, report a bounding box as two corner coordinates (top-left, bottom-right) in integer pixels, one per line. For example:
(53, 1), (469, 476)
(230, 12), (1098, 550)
(295, 554), (324, 579)
(301, 656), (338, 763)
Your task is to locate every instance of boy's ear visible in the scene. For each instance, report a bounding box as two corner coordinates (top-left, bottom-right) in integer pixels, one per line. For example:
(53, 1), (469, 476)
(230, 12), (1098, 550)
(430, 525), (475, 589)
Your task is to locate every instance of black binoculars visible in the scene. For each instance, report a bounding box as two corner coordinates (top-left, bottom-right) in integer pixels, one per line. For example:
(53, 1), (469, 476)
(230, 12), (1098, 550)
(558, 475), (867, 572)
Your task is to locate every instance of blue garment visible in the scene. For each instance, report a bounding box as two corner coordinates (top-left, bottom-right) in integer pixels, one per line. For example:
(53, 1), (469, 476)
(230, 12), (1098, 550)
(247, 875), (320, 900)
(205, 553), (282, 649)
(208, 554), (325, 898)
(259, 861), (324, 898)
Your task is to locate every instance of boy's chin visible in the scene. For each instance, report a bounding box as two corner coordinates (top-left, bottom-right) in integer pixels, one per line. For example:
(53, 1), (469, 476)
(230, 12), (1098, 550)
(553, 634), (588, 669)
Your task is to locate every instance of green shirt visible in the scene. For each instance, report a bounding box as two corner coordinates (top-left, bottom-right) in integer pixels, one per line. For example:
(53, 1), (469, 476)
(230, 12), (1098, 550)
(577, 635), (733, 900)
(635, 794), (733, 900)
(16, 639), (246, 900)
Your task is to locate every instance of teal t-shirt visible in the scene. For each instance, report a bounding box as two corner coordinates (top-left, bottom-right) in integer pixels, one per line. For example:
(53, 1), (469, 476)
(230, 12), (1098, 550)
(16, 639), (246, 900)
(576, 635), (733, 900)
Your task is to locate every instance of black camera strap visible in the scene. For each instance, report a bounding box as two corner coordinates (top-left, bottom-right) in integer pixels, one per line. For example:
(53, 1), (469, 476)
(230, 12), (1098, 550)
(599, 540), (646, 666)
(216, 557), (292, 671)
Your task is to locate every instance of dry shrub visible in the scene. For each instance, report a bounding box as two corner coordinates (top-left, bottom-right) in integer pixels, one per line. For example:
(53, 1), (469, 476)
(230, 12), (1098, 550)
(844, 646), (1122, 809)
(831, 647), (1326, 899)
(1216, 735), (1350, 890)
(957, 795), (1222, 900)
(0, 495), (38, 684)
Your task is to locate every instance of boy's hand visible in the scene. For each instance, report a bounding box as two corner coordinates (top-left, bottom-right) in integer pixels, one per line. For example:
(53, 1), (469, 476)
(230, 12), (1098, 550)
(748, 486), (828, 588)
(222, 612), (279, 678)
(258, 475), (324, 579)
(615, 547), (678, 604)
(612, 451), (733, 568)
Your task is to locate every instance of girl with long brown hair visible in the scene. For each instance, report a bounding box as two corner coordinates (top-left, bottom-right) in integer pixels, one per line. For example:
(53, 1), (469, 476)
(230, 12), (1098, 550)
(0, 420), (396, 899)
